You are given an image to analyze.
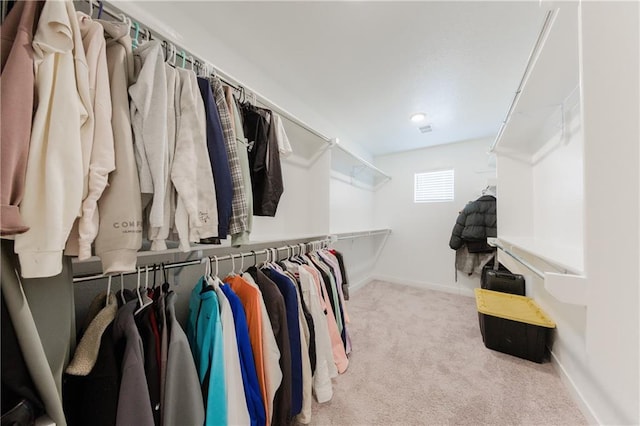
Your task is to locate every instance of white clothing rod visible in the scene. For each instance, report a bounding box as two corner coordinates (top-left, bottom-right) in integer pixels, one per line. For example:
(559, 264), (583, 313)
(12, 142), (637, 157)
(334, 229), (391, 241)
(490, 10), (556, 152)
(493, 242), (544, 280)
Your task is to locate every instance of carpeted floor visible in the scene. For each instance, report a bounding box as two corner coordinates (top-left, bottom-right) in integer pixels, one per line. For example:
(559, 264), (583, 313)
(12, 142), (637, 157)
(306, 281), (587, 425)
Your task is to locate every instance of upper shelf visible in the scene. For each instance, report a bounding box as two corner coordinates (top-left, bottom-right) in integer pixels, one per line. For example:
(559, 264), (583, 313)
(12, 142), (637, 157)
(491, 5), (580, 163)
(330, 140), (391, 190)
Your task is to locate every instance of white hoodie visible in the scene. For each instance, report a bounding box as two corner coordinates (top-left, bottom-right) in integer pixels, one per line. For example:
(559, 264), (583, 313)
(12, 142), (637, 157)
(94, 20), (142, 274)
(129, 40), (168, 229)
(15, 0), (85, 278)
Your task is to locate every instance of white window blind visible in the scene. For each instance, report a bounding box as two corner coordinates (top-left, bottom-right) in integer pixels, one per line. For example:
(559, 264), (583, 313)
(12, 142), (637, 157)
(414, 169), (454, 203)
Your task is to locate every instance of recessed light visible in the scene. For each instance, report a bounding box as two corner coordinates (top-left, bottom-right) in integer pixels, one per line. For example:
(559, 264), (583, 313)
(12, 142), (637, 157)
(410, 112), (426, 123)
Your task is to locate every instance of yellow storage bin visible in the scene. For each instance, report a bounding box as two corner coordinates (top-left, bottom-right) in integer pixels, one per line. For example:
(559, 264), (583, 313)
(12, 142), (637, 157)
(474, 288), (556, 363)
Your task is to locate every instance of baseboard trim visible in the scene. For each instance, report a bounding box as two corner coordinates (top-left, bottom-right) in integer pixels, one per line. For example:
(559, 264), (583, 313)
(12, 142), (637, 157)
(549, 351), (600, 425)
(370, 274), (476, 298)
(350, 275), (376, 294)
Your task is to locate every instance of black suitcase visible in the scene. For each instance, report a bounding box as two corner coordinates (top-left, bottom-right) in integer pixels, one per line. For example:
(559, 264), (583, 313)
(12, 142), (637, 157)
(483, 270), (526, 296)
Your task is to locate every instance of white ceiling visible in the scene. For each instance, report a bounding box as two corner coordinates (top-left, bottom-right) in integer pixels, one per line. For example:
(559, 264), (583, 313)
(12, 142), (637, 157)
(132, 1), (547, 157)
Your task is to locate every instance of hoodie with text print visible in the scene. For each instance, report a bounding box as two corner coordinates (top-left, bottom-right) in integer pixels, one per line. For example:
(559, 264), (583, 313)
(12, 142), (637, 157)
(94, 19), (142, 274)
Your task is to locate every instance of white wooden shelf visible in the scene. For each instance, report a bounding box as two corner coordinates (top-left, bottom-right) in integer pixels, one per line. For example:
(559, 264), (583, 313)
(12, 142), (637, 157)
(491, 237), (587, 306)
(498, 235), (583, 275)
(331, 140), (391, 190)
(492, 5), (579, 164)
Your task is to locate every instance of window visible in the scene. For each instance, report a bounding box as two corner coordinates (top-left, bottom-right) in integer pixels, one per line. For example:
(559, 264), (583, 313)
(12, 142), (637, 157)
(414, 169), (454, 203)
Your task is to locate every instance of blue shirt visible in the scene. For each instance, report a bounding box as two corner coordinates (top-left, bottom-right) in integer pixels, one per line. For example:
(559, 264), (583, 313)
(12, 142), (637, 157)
(187, 277), (227, 426)
(263, 268), (303, 416)
(220, 284), (266, 426)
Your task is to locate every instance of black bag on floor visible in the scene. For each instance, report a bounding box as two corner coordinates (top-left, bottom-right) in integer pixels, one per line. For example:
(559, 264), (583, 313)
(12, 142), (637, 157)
(483, 270), (526, 296)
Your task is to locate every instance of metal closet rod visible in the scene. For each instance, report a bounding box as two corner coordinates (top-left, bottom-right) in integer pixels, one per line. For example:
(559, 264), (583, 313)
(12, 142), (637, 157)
(493, 243), (544, 280)
(83, 0), (332, 144)
(335, 230), (391, 240)
(73, 238), (331, 283)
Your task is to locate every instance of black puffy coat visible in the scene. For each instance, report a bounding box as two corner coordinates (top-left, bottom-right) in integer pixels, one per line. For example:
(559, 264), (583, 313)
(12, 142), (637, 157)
(449, 195), (496, 250)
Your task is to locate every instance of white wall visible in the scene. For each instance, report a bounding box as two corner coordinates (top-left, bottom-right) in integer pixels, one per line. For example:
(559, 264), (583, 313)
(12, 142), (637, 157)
(373, 137), (495, 295)
(329, 176), (375, 234)
(495, 4), (639, 424)
(117, 1), (372, 162)
(579, 3), (639, 424)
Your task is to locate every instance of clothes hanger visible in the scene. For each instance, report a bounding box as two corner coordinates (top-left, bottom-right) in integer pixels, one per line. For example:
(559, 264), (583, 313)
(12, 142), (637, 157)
(161, 263), (171, 294)
(105, 275), (112, 307)
(132, 22), (141, 49)
(180, 50), (186, 68)
(119, 273), (126, 305)
(135, 267), (154, 315)
(250, 250), (257, 267)
(88, 0), (93, 18)
(97, 1), (103, 19)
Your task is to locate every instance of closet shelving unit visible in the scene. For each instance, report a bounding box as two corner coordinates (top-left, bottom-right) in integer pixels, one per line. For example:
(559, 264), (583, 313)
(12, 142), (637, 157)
(331, 140), (391, 191)
(330, 229), (391, 268)
(491, 3), (586, 306)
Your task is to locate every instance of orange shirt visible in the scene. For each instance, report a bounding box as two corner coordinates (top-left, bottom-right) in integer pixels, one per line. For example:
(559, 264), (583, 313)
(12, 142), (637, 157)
(225, 274), (269, 424)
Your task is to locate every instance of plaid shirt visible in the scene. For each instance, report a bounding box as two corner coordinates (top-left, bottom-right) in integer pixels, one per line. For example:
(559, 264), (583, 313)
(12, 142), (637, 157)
(209, 77), (248, 236)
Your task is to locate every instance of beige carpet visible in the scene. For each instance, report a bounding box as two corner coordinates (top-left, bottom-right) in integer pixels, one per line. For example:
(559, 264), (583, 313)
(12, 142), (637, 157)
(305, 281), (587, 426)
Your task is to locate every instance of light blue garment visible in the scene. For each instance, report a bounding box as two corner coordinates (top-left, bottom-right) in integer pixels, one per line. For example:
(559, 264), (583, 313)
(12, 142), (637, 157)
(187, 277), (227, 426)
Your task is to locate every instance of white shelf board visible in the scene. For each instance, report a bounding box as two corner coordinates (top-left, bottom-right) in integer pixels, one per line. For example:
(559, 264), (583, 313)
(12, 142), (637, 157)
(498, 235), (584, 275)
(331, 141), (391, 189)
(493, 5), (579, 161)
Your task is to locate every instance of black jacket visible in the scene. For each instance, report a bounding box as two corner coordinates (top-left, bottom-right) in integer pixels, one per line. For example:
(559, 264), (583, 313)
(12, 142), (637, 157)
(449, 195), (497, 250)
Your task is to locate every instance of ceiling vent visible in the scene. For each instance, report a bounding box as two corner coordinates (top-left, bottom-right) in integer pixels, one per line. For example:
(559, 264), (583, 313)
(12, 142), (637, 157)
(419, 125), (432, 134)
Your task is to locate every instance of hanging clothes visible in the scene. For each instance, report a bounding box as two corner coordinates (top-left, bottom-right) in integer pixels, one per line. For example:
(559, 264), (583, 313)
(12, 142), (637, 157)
(63, 293), (118, 426)
(298, 265), (336, 403)
(225, 274), (270, 424)
(248, 267), (292, 426)
(241, 104), (284, 217)
(163, 291), (205, 426)
(198, 77), (233, 241)
(329, 249), (350, 301)
(14, 0), (85, 279)
(279, 268), (313, 424)
(271, 113), (293, 159)
(219, 283), (266, 426)
(241, 271), (283, 426)
(173, 68), (218, 250)
(262, 268), (303, 418)
(0, 0), (43, 236)
(148, 62), (178, 252)
(211, 77), (250, 242)
(301, 262), (348, 374)
(134, 296), (162, 425)
(113, 300), (154, 426)
(94, 19), (142, 274)
(226, 89), (254, 246)
(129, 39), (168, 233)
(65, 11), (116, 261)
(212, 280), (251, 425)
(187, 277), (227, 426)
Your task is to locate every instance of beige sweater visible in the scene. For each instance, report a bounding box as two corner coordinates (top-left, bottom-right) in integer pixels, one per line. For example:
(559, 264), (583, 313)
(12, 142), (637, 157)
(15, 0), (85, 278)
(65, 12), (116, 260)
(94, 20), (142, 274)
